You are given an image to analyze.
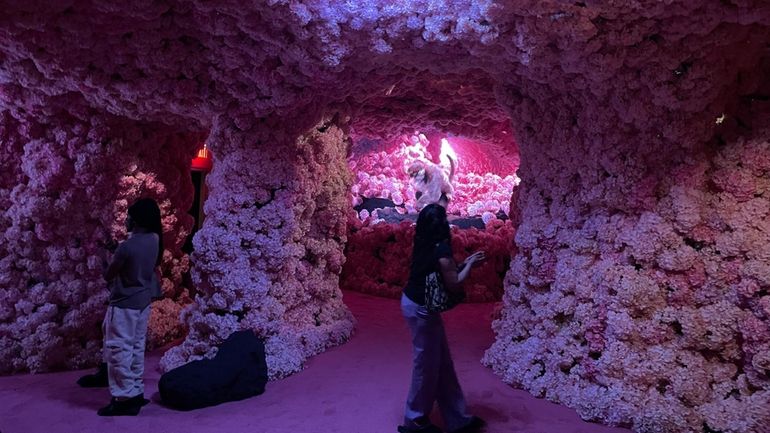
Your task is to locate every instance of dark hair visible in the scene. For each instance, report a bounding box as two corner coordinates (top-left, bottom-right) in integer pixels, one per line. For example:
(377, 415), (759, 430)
(412, 204), (451, 262)
(128, 198), (163, 266)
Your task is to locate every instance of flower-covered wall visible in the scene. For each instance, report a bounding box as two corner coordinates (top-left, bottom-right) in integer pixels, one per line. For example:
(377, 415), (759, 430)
(483, 37), (770, 433)
(0, 91), (202, 373)
(1, 2), (770, 432)
(159, 113), (355, 379)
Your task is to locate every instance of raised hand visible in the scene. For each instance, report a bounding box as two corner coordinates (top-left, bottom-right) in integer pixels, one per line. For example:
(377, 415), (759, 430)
(464, 251), (486, 266)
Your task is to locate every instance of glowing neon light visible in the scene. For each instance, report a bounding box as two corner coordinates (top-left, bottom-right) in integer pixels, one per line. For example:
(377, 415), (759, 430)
(440, 138), (457, 163)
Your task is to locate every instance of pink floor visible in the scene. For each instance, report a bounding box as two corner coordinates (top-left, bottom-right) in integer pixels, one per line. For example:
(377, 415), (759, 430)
(0, 291), (630, 433)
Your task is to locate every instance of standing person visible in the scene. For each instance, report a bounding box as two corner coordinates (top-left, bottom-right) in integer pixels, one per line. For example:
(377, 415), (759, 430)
(97, 198), (163, 416)
(399, 204), (486, 433)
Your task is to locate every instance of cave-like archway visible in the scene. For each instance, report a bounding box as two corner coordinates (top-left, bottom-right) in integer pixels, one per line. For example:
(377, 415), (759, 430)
(1, 2), (770, 432)
(341, 130), (519, 303)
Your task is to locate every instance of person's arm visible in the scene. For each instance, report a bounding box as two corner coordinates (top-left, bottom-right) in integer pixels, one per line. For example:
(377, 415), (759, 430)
(439, 251), (485, 294)
(439, 257), (473, 294)
(103, 244), (126, 281)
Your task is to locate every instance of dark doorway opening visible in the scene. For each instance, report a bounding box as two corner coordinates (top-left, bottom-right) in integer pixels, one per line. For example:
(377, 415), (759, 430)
(183, 170), (209, 254)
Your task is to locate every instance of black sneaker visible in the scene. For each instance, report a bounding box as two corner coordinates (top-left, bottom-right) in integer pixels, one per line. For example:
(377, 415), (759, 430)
(97, 397), (142, 416)
(397, 424), (443, 433)
(126, 393), (150, 407)
(77, 363), (108, 388)
(450, 416), (486, 433)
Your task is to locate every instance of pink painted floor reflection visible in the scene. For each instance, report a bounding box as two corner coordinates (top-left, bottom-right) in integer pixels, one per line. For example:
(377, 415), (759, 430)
(0, 291), (630, 433)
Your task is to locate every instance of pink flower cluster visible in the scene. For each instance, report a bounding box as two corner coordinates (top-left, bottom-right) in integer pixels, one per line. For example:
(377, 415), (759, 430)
(341, 219), (514, 302)
(350, 133), (519, 218)
(450, 172), (519, 218)
(0, 94), (202, 373)
(160, 115), (355, 379)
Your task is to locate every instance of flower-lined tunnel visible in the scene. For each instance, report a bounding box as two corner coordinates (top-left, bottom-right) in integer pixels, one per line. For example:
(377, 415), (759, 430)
(1, 2), (770, 432)
(341, 130), (519, 303)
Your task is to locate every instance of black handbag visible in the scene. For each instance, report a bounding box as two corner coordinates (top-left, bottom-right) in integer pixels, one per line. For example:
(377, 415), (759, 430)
(424, 269), (465, 313)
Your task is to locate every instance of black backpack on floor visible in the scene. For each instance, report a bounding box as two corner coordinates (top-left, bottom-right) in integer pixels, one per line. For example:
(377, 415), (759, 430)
(159, 330), (268, 410)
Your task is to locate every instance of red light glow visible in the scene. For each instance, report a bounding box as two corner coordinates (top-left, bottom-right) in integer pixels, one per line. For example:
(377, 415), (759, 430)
(191, 144), (213, 172)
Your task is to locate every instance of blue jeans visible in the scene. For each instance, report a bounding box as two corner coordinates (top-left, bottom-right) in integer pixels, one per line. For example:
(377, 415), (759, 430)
(401, 294), (471, 430)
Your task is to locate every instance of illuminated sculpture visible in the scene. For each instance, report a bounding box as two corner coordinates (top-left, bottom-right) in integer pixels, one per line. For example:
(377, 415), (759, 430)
(407, 139), (457, 210)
